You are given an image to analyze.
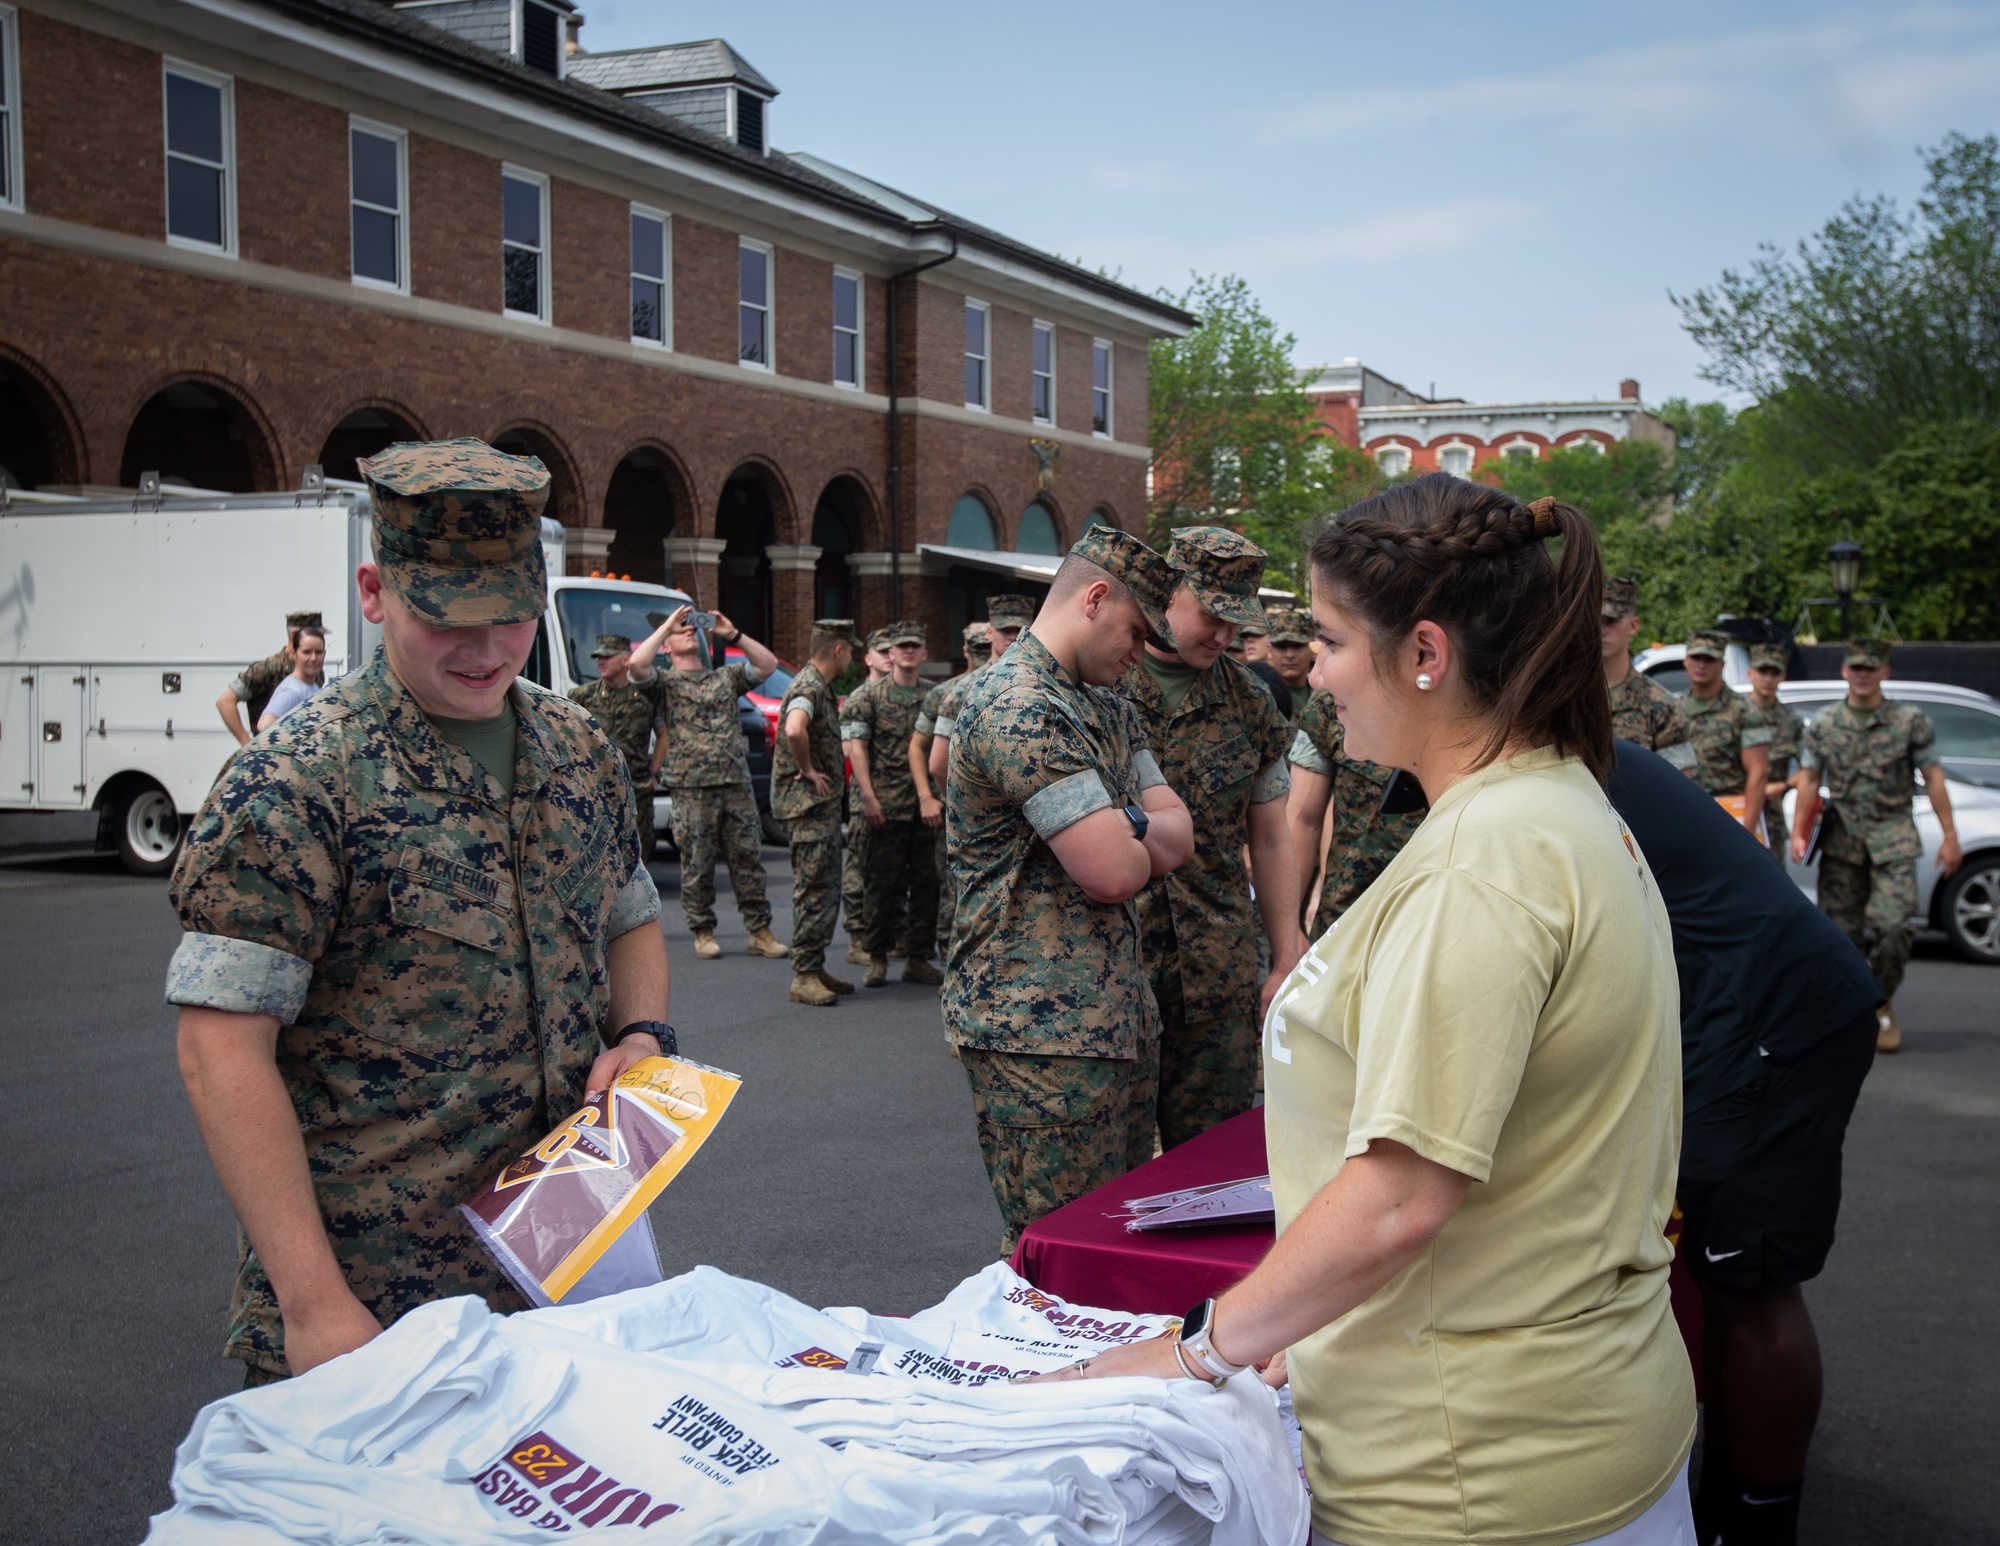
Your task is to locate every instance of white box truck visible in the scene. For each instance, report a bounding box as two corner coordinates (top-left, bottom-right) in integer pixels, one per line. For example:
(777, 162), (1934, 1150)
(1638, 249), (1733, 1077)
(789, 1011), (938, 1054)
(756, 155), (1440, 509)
(0, 481), (696, 874)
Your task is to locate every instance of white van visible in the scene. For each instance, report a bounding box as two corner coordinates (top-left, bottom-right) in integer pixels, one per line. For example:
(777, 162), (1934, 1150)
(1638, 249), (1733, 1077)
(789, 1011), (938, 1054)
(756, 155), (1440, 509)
(0, 480), (692, 874)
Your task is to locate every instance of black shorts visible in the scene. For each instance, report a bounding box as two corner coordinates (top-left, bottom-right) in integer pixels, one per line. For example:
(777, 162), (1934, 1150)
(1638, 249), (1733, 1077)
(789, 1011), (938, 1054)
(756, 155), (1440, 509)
(1677, 1006), (1877, 1291)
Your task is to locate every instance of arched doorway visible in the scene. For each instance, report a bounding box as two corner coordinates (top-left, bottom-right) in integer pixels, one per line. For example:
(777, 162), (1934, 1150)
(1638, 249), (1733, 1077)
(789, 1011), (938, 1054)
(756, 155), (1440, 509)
(491, 425), (579, 528)
(0, 354), (83, 491)
(811, 476), (872, 620)
(1016, 499), (1061, 553)
(120, 379), (278, 492)
(604, 447), (687, 585)
(317, 406), (422, 483)
(715, 465), (784, 640)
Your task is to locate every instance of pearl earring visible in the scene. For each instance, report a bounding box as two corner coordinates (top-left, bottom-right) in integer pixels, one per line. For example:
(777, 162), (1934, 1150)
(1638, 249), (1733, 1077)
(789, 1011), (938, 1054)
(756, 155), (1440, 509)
(1415, 673), (1435, 691)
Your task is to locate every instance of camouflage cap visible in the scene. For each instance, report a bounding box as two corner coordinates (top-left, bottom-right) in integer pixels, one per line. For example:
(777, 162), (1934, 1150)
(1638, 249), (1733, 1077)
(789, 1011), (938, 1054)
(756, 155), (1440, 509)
(1166, 525), (1268, 629)
(1686, 628), (1731, 660)
(1603, 576), (1639, 620)
(985, 593), (1037, 632)
(1845, 637), (1891, 669)
(1066, 525), (1177, 650)
(967, 636), (993, 664)
(359, 437), (549, 626)
(884, 620), (927, 648)
(1748, 643), (1789, 672)
(865, 628), (894, 654)
(810, 618), (864, 651)
(1265, 609), (1315, 646)
(285, 610), (324, 631)
(590, 633), (633, 658)
(961, 621), (991, 648)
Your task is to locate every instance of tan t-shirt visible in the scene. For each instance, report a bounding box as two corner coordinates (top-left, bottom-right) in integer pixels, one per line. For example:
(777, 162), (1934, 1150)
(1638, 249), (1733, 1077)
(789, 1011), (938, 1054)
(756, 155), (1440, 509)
(1264, 746), (1695, 1546)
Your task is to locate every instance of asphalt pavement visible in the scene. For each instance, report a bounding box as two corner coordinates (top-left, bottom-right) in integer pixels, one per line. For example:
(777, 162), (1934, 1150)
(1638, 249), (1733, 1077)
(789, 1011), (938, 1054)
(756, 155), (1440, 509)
(2, 849), (1994, 1545)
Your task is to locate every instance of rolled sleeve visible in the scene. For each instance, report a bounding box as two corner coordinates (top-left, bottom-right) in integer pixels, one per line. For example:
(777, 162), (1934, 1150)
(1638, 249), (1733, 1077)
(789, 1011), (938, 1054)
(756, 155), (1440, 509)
(607, 862), (663, 937)
(914, 712), (936, 737)
(1023, 768), (1114, 839)
(1250, 759), (1292, 804)
(1660, 741), (1697, 771)
(840, 720), (871, 743)
(228, 676), (252, 702)
(1910, 714), (1940, 770)
(783, 696), (814, 722)
(1132, 748), (1167, 792)
(165, 932), (312, 1023)
(1742, 723), (1773, 749)
(933, 714), (958, 740)
(1288, 728), (1332, 775)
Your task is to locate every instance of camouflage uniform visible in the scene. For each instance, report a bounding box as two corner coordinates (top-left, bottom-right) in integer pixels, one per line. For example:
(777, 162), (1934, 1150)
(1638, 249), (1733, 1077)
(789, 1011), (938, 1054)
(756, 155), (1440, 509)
(1609, 672), (1694, 766)
(1262, 609), (1316, 724)
(1802, 674), (1937, 1002)
(1290, 688), (1426, 937)
(233, 610), (326, 727)
(653, 656), (773, 935)
(771, 627), (858, 976)
(164, 439), (660, 1377)
(1117, 527), (1292, 1151)
(842, 624), (939, 964)
(919, 625), (991, 956)
(944, 527), (1179, 1250)
(567, 634), (668, 860)
(1748, 643), (1804, 865)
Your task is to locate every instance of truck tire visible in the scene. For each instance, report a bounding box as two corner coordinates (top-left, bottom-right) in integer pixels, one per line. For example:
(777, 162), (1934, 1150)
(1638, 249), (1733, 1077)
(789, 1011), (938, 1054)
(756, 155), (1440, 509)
(114, 784), (184, 877)
(1940, 853), (2000, 965)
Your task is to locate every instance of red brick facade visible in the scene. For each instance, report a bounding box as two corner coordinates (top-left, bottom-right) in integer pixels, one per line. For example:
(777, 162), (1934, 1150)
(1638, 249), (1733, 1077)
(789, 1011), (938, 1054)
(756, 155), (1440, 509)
(0, 4), (1182, 665)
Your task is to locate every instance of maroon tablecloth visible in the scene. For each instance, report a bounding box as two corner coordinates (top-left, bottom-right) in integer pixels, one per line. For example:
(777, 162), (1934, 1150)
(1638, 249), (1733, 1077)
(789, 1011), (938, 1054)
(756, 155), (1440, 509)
(1010, 1105), (1704, 1392)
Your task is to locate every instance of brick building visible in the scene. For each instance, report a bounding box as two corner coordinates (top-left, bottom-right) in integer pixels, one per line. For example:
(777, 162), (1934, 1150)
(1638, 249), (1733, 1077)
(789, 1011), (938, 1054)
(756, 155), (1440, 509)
(1300, 361), (1675, 478)
(0, 0), (1191, 664)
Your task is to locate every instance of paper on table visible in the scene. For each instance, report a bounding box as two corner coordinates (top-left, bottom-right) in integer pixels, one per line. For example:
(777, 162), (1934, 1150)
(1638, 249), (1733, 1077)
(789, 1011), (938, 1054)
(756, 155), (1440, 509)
(1125, 1175), (1274, 1231)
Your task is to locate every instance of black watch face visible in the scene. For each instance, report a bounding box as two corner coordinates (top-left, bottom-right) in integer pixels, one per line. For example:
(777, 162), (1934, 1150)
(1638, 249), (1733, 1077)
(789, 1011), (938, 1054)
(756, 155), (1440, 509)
(1182, 1299), (1209, 1338)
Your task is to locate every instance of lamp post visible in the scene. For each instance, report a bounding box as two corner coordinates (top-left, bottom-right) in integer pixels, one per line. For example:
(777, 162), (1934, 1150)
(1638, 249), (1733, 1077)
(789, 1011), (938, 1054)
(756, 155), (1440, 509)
(1827, 538), (1862, 641)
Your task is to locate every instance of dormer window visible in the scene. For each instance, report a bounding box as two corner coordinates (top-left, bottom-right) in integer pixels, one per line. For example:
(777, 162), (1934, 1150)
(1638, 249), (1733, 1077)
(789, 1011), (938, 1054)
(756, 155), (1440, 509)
(566, 41), (778, 157)
(734, 91), (766, 154)
(521, 0), (563, 77)
(391, 0), (574, 80)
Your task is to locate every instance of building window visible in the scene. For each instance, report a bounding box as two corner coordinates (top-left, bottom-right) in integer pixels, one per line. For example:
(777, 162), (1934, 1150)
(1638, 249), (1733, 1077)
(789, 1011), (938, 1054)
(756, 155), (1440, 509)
(1501, 440), (1537, 461)
(1439, 444), (1473, 477)
(735, 90), (766, 154)
(1567, 435), (1608, 455)
(520, 0), (564, 77)
(947, 493), (996, 548)
(630, 205), (669, 346)
(1091, 340), (1113, 436)
(832, 268), (862, 388)
(0, 5), (20, 213)
(1375, 446), (1410, 476)
(163, 61), (235, 253)
(738, 238), (772, 368)
(501, 166), (549, 322)
(1017, 500), (1060, 554)
(1031, 321), (1055, 424)
(348, 119), (407, 292)
(964, 299), (990, 410)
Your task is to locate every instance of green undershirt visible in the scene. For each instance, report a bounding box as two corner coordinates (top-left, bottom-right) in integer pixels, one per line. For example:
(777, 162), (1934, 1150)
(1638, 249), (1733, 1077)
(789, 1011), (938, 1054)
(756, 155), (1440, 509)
(1141, 651), (1203, 716)
(426, 699), (519, 797)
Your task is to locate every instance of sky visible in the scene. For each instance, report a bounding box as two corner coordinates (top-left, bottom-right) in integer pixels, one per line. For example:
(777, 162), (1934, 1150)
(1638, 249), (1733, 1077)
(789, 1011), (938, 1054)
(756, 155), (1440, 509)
(576, 1), (2000, 408)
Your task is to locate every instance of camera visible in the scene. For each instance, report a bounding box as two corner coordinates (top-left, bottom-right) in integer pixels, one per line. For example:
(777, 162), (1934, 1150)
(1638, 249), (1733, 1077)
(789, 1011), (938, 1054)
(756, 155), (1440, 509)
(688, 610), (717, 632)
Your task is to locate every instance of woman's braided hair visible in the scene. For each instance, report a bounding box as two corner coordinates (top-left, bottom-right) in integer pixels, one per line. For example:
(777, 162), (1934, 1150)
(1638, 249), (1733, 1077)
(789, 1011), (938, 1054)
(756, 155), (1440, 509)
(1309, 472), (1613, 783)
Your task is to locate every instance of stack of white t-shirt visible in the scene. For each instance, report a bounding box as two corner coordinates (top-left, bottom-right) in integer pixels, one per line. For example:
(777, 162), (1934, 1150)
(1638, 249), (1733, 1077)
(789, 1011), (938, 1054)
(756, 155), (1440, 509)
(146, 1265), (1307, 1546)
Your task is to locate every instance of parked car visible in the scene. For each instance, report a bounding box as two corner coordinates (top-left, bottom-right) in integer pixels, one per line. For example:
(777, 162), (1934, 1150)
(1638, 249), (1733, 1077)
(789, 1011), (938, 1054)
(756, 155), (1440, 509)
(1772, 681), (2000, 965)
(1631, 641), (1750, 695)
(723, 644), (794, 847)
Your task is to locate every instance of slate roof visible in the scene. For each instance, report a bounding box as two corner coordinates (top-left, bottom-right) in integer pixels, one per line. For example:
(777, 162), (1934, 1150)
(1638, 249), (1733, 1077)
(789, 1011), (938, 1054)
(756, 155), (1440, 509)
(252, 0), (1188, 330)
(565, 39), (778, 98)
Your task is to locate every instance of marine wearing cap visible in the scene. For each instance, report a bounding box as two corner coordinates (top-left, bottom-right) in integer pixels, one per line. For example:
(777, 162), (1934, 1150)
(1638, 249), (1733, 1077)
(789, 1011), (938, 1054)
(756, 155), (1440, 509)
(1166, 526), (1268, 629)
(1603, 577), (1639, 620)
(285, 610), (324, 632)
(166, 436), (666, 1383)
(1845, 638), (1891, 669)
(1265, 609), (1315, 646)
(811, 618), (865, 652)
(777, 619), (863, 1005)
(1744, 641), (1804, 865)
(1068, 524), (1178, 650)
(986, 594), (1037, 632)
(1686, 628), (1732, 661)
(1749, 642), (1789, 672)
(844, 614), (941, 986)
(1603, 575), (1689, 762)
(591, 633), (633, 659)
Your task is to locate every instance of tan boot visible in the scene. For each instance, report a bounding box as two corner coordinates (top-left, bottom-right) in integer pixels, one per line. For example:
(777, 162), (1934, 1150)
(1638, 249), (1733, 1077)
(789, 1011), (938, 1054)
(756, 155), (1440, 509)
(745, 926), (791, 959)
(815, 968), (855, 996)
(1877, 1001), (1902, 1054)
(901, 958), (944, 986)
(846, 941), (871, 966)
(693, 929), (722, 960)
(789, 972), (837, 1006)
(864, 955), (888, 988)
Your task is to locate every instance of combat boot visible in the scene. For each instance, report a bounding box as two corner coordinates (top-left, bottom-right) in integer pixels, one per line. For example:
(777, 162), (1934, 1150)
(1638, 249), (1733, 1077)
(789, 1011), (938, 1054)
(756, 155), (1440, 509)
(846, 940), (870, 965)
(864, 955), (888, 988)
(815, 968), (855, 995)
(746, 926), (790, 959)
(901, 958), (944, 986)
(1877, 1001), (1901, 1054)
(692, 930), (722, 960)
(789, 972), (837, 1007)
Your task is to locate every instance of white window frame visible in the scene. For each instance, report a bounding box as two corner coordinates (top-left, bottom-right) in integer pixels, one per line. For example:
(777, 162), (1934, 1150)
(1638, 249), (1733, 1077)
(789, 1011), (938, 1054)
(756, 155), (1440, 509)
(1499, 438), (1539, 461)
(1565, 434), (1609, 455)
(832, 265), (863, 389)
(347, 115), (408, 295)
(1030, 319), (1056, 425)
(963, 298), (991, 411)
(1437, 441), (1476, 478)
(0, 4), (22, 214)
(1375, 445), (1411, 476)
(1091, 338), (1114, 438)
(500, 163), (550, 324)
(737, 236), (773, 371)
(162, 58), (236, 257)
(628, 201), (671, 349)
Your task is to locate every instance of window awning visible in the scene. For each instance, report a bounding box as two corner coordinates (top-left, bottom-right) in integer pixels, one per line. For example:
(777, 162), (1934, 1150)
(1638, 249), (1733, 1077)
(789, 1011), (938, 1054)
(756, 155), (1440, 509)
(915, 544), (1297, 599)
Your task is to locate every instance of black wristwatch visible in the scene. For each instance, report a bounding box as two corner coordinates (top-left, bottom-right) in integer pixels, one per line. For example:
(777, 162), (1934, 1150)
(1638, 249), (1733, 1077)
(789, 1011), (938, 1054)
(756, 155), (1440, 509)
(1178, 1297), (1249, 1382)
(607, 1020), (676, 1054)
(1123, 803), (1150, 841)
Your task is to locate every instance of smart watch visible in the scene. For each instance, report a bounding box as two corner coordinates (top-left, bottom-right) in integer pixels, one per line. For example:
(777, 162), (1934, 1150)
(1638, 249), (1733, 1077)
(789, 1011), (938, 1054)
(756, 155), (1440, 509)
(1177, 1298), (1249, 1384)
(608, 1020), (677, 1054)
(1123, 804), (1150, 841)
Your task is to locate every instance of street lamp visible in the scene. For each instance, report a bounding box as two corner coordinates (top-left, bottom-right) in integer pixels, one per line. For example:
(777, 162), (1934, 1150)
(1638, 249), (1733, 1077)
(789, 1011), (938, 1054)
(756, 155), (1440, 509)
(1827, 538), (1863, 640)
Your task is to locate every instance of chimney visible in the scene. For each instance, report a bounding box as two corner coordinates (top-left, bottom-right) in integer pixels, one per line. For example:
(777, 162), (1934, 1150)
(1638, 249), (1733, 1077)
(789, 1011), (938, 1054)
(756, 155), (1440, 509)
(1619, 378), (1640, 401)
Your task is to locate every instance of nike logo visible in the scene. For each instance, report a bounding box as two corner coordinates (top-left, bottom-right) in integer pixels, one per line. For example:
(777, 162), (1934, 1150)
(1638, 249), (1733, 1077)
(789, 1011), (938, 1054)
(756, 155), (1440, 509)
(1705, 1247), (1745, 1262)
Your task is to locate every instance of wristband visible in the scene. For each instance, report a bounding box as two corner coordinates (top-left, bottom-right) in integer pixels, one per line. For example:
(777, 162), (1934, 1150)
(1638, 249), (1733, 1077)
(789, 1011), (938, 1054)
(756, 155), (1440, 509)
(608, 1020), (676, 1054)
(1178, 1297), (1249, 1381)
(1123, 803), (1150, 842)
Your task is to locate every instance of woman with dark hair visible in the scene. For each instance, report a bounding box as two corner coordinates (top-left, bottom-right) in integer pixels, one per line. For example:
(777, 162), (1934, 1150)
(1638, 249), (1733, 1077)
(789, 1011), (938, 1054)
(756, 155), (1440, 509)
(1045, 474), (1696, 1545)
